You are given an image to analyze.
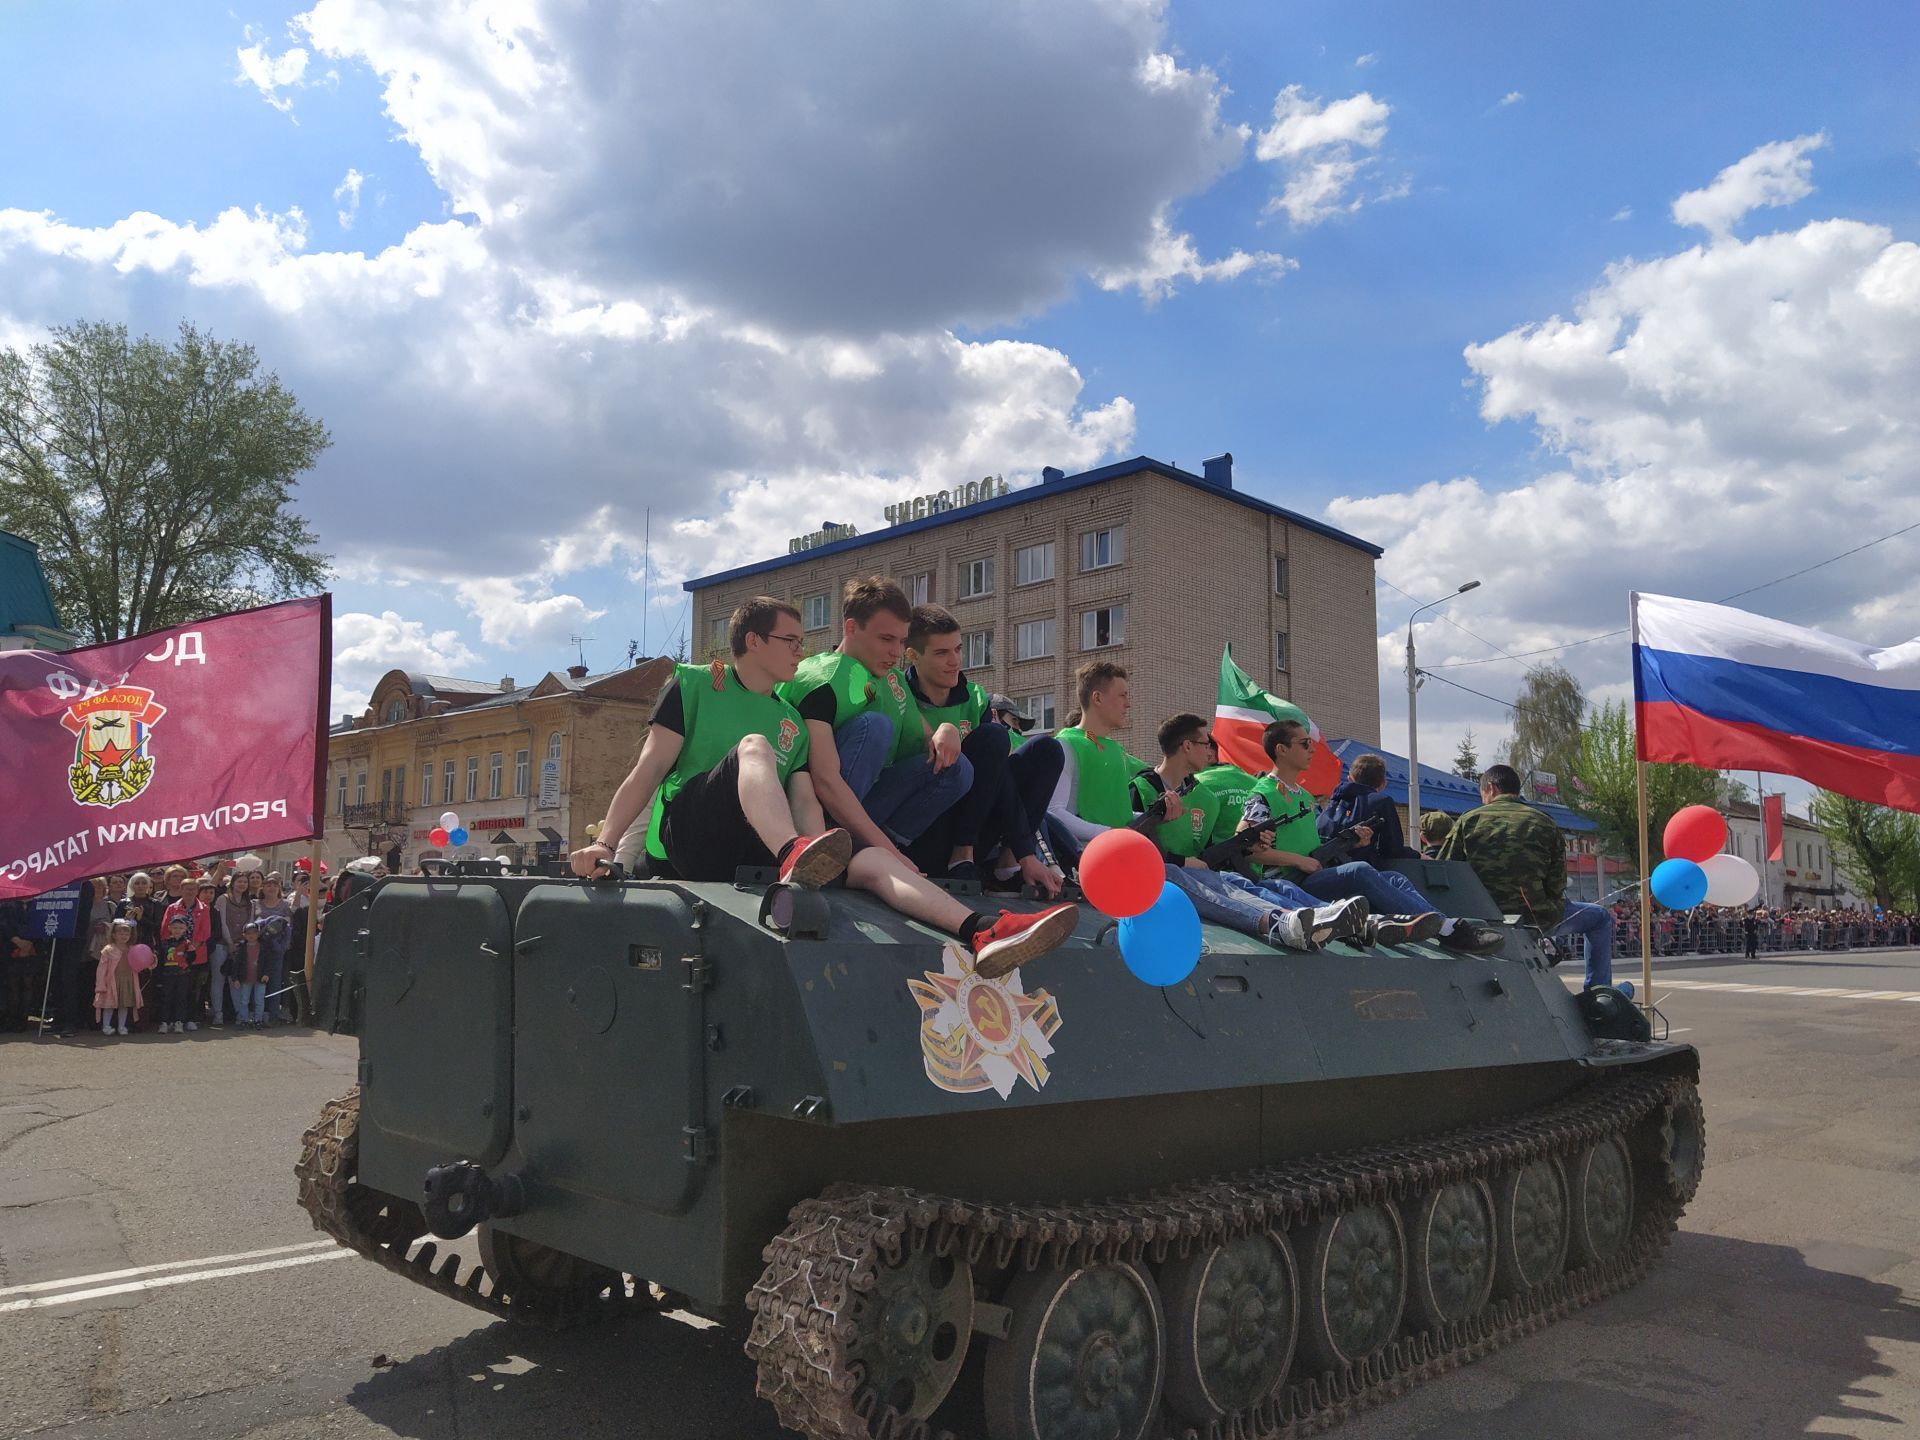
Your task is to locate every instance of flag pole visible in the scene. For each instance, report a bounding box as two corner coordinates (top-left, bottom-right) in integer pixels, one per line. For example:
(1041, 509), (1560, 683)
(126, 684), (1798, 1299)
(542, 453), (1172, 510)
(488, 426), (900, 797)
(34, 939), (58, 1039)
(1636, 759), (1654, 1006)
(301, 834), (323, 994)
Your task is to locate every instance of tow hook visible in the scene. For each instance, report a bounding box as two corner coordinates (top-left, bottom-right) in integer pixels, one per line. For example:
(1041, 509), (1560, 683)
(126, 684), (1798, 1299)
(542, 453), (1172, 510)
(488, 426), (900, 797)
(421, 1161), (527, 1239)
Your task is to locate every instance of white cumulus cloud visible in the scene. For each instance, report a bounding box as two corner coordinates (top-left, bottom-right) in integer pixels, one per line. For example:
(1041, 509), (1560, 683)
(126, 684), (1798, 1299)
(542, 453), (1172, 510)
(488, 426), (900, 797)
(333, 169), (364, 230)
(1092, 211), (1295, 302)
(329, 609), (479, 718)
(1254, 86), (1394, 227)
(454, 578), (607, 650)
(235, 38), (310, 113)
(1329, 141), (1920, 756)
(1671, 133), (1828, 240)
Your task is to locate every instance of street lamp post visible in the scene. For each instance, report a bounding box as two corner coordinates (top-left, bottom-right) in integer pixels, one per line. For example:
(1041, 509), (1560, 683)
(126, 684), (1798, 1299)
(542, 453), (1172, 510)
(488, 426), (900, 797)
(1406, 580), (1482, 841)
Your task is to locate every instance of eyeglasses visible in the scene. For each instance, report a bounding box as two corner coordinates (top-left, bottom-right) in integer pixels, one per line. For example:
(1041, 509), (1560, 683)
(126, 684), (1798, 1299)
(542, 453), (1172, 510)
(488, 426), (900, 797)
(762, 632), (806, 651)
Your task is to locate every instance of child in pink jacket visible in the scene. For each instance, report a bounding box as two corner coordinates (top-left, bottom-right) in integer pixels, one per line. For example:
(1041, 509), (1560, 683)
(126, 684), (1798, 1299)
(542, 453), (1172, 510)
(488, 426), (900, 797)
(94, 919), (143, 1036)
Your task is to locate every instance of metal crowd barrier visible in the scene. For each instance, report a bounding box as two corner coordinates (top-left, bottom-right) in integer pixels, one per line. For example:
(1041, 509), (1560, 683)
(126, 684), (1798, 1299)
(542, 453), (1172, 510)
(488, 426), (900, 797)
(1611, 912), (1916, 957)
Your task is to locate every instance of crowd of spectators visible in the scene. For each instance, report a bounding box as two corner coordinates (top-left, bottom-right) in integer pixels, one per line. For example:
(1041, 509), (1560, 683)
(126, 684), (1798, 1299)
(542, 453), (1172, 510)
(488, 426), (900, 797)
(0, 856), (381, 1038)
(1611, 902), (1920, 957)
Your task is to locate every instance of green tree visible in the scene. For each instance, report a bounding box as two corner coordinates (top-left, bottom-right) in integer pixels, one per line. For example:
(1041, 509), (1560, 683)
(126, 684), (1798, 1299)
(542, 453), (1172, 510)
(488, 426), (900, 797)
(1452, 728), (1482, 779)
(1507, 662), (1586, 791)
(1808, 791), (1920, 910)
(0, 320), (331, 641)
(1571, 699), (1723, 868)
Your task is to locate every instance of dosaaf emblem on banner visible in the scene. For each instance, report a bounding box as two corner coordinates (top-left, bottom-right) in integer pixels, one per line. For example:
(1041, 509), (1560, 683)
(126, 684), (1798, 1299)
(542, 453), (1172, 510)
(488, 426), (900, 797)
(0, 596), (332, 900)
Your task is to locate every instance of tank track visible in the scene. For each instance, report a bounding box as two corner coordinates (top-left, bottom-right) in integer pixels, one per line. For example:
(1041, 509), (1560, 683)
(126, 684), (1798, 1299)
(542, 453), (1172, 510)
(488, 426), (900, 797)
(293, 1086), (655, 1330)
(745, 1070), (1698, 1440)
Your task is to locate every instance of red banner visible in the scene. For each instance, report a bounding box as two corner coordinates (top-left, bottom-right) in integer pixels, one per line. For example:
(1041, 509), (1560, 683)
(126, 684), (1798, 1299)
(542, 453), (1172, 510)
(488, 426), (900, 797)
(1762, 792), (1785, 863)
(0, 597), (331, 899)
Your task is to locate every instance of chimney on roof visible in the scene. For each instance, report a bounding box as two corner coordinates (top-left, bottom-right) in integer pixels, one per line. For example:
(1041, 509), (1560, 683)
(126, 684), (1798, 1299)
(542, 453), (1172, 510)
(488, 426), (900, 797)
(1041, 466), (1065, 484)
(1202, 453), (1234, 489)
(568, 663), (589, 680)
(499, 676), (516, 692)
(340, 714), (354, 729)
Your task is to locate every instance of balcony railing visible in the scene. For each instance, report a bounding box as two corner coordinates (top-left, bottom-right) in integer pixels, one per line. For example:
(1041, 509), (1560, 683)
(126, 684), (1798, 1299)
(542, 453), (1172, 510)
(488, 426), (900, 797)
(341, 801), (412, 828)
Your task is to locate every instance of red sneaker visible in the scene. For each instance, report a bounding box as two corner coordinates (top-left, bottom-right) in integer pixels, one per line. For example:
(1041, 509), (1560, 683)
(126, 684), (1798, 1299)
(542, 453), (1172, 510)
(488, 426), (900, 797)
(777, 830), (851, 889)
(971, 903), (1078, 979)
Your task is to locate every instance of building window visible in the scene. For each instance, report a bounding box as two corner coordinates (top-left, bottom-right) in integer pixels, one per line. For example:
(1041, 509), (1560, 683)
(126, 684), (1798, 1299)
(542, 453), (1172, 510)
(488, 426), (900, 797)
(380, 768), (392, 802)
(394, 766), (406, 806)
(802, 593), (831, 631)
(385, 698), (406, 725)
(422, 766), (434, 806)
(547, 731), (563, 762)
(337, 772), (348, 816)
(1081, 605), (1126, 650)
(959, 556), (994, 599)
(962, 629), (993, 669)
(1079, 526), (1126, 572)
(1015, 617), (1056, 661)
(901, 571), (930, 605)
(514, 749), (530, 797)
(443, 762), (457, 806)
(355, 772), (367, 806)
(489, 751), (504, 799)
(466, 757), (479, 803)
(1019, 693), (1057, 732)
(1015, 541), (1055, 586)
(706, 616), (728, 654)
(1275, 631), (1290, 672)
(1273, 554), (1289, 597)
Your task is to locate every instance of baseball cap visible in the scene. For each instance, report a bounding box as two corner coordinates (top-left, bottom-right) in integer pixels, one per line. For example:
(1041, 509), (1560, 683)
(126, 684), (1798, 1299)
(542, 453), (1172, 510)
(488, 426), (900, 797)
(988, 693), (1033, 732)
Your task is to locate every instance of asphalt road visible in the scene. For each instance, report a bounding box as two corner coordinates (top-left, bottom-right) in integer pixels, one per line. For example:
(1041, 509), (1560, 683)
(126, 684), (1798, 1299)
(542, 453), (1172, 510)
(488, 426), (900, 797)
(4, 950), (1918, 1440)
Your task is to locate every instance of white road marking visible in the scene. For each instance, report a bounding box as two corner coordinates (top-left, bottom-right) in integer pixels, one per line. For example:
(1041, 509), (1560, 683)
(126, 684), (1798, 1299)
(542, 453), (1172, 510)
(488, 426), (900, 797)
(0, 1248), (351, 1313)
(1641, 978), (1920, 1004)
(0, 1240), (339, 1301)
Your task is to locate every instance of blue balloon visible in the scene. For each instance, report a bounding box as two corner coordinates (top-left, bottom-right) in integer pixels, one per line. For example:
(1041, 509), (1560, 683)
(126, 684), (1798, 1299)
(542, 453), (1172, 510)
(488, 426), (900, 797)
(1650, 857), (1708, 910)
(448, 826), (470, 847)
(1116, 882), (1202, 986)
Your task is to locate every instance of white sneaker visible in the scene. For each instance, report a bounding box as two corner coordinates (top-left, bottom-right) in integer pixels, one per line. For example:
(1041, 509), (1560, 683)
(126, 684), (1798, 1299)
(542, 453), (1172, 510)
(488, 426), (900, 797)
(170, 1022), (182, 1033)
(102, 1023), (114, 1036)
(1261, 908), (1317, 952)
(184, 1021), (199, 1031)
(118, 1022), (129, 1035)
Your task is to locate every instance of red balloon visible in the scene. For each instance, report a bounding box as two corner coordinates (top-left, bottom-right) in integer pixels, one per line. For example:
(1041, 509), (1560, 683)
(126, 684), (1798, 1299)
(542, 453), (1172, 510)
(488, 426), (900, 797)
(1663, 805), (1727, 863)
(429, 826), (451, 847)
(1079, 829), (1164, 918)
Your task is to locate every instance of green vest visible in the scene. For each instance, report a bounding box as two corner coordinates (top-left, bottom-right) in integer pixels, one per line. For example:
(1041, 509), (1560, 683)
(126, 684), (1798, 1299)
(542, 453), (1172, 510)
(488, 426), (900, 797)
(1192, 763), (1256, 845)
(779, 651), (919, 752)
(1131, 772), (1219, 859)
(1058, 727), (1135, 828)
(648, 663), (809, 860)
(908, 671), (989, 748)
(1252, 773), (1320, 881)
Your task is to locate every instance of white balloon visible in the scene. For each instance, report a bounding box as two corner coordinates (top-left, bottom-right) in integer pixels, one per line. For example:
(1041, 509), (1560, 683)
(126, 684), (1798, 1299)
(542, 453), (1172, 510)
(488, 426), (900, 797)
(440, 811), (461, 830)
(236, 854), (264, 873)
(1700, 853), (1760, 907)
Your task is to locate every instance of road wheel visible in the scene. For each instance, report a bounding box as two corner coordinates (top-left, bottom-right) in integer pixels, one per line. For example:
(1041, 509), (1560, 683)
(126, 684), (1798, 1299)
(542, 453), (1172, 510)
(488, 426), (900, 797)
(1406, 1179), (1496, 1330)
(1298, 1203), (1406, 1374)
(1567, 1134), (1636, 1269)
(1491, 1157), (1570, 1299)
(1640, 1085), (1706, 1204)
(477, 1224), (617, 1310)
(1157, 1229), (1298, 1422)
(983, 1262), (1165, 1440)
(848, 1242), (974, 1421)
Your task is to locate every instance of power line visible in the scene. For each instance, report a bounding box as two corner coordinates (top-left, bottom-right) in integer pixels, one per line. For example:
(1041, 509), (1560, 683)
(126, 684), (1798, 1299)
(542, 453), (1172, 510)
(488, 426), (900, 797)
(1377, 576), (1527, 664)
(1417, 668), (1572, 721)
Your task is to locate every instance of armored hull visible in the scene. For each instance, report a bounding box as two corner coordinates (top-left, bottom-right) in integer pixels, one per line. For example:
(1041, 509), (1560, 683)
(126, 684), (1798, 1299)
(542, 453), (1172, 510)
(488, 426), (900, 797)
(297, 860), (1702, 1439)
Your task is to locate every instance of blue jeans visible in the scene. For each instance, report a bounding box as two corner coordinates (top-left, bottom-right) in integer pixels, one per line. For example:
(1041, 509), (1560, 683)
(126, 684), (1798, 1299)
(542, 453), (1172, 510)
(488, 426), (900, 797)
(1216, 870), (1320, 911)
(835, 711), (974, 846)
(1165, 866), (1280, 939)
(207, 944), (227, 1022)
(230, 979), (266, 1023)
(1553, 900), (1615, 989)
(1298, 861), (1439, 917)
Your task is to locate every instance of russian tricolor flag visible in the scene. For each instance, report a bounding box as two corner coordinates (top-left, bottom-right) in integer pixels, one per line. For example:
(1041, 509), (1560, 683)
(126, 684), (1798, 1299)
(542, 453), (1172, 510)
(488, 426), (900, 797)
(1632, 592), (1920, 811)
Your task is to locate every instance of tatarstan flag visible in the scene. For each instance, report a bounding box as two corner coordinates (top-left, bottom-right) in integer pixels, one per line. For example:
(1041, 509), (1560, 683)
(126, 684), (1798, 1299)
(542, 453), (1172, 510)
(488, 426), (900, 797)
(1214, 645), (1344, 798)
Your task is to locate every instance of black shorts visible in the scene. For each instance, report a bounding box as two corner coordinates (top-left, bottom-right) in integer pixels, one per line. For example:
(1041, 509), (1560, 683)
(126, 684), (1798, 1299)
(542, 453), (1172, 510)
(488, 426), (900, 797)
(660, 746), (776, 881)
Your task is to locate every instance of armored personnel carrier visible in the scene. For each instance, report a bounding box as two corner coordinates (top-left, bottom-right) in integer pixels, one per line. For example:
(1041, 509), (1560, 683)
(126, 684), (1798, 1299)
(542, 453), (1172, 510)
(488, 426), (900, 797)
(297, 858), (1703, 1440)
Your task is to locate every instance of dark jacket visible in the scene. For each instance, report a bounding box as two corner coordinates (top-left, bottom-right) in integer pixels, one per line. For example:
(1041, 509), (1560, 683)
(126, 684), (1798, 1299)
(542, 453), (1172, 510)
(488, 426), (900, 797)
(1318, 781), (1417, 864)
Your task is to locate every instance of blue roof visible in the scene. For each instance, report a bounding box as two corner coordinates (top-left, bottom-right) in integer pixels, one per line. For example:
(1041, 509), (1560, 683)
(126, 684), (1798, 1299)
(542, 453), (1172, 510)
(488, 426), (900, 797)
(0, 529), (70, 639)
(684, 455), (1383, 591)
(1326, 737), (1597, 833)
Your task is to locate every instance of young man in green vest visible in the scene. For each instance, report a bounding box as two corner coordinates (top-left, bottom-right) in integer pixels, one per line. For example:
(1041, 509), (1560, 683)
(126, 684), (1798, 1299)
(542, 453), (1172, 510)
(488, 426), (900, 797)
(902, 605), (1064, 895)
(1191, 735), (1256, 845)
(1135, 713), (1377, 951)
(1044, 661), (1138, 874)
(778, 577), (971, 874)
(577, 597), (1077, 977)
(1240, 719), (1506, 953)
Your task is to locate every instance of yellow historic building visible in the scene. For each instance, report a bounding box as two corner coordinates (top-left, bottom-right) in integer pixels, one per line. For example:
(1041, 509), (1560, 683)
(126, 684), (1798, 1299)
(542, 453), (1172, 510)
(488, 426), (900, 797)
(320, 661), (671, 872)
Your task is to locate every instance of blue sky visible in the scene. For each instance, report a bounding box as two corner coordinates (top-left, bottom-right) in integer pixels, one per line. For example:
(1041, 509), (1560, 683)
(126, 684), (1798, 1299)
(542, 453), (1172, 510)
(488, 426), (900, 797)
(2, 0), (1916, 783)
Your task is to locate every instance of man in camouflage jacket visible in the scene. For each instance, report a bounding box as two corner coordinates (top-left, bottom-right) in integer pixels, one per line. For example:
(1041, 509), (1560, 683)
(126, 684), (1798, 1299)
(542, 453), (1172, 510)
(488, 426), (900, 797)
(1439, 764), (1615, 989)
